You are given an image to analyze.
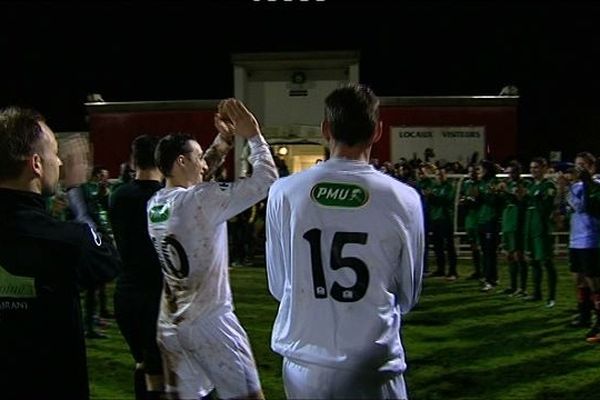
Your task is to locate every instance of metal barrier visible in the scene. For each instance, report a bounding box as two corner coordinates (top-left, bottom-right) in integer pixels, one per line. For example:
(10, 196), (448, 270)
(442, 173), (570, 259)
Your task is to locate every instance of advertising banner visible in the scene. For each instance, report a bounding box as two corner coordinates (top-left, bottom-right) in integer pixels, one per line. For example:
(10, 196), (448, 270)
(390, 126), (485, 164)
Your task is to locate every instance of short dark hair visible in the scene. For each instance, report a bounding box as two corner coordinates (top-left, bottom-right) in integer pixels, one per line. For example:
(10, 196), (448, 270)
(507, 160), (522, 175)
(324, 84), (379, 147)
(479, 159), (497, 179)
(531, 157), (547, 168)
(91, 165), (108, 177)
(132, 135), (159, 170)
(155, 133), (194, 177)
(0, 106), (45, 181)
(576, 151), (596, 167)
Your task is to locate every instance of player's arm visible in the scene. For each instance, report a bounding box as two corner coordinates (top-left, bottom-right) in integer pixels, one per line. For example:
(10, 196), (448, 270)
(443, 182), (456, 206)
(542, 181), (558, 218)
(60, 134), (121, 287)
(265, 185), (287, 301)
(74, 223), (121, 289)
(201, 110), (235, 181)
(195, 99), (278, 224)
(583, 180), (600, 218)
(395, 189), (425, 315)
(61, 140), (98, 229)
(66, 185), (98, 229)
(568, 182), (586, 212)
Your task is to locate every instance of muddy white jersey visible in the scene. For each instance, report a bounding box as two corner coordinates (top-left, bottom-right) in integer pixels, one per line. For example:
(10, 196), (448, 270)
(266, 158), (424, 373)
(148, 135), (277, 327)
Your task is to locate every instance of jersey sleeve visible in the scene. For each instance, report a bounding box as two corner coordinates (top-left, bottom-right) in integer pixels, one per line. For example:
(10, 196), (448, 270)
(202, 133), (234, 181)
(193, 134), (278, 225)
(66, 186), (98, 229)
(265, 183), (288, 301)
(395, 190), (425, 315)
(75, 223), (121, 289)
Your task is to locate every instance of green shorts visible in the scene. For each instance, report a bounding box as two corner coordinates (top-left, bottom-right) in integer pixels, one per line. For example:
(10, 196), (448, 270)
(502, 231), (524, 252)
(525, 234), (553, 261)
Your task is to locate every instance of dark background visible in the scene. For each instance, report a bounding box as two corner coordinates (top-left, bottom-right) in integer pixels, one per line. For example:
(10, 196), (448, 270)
(1, 0), (599, 162)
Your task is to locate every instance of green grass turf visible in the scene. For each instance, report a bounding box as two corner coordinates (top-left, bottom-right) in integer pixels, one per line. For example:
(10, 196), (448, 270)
(88, 258), (600, 399)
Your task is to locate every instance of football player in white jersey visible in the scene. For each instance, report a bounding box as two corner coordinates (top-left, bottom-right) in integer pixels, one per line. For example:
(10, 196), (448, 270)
(147, 99), (277, 400)
(266, 84), (424, 400)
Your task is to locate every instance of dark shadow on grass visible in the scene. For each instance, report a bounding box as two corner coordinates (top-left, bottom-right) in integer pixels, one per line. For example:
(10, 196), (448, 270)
(406, 345), (596, 400)
(406, 299), (545, 330)
(533, 375), (600, 400)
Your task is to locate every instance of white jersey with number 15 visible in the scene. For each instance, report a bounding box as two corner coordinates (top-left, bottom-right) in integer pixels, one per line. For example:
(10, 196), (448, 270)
(266, 158), (424, 373)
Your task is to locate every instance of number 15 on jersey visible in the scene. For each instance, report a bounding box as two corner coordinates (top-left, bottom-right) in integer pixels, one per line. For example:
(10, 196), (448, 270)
(303, 228), (369, 303)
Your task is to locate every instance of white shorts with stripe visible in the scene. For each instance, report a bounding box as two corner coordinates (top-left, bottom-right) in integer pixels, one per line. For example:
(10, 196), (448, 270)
(283, 357), (408, 400)
(158, 311), (262, 399)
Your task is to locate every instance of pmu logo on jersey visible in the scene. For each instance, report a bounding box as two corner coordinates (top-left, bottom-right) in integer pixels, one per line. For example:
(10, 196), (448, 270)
(149, 204), (171, 223)
(310, 182), (369, 208)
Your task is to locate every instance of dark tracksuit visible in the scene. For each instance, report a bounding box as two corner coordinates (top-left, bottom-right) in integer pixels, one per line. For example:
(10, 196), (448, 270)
(0, 188), (120, 400)
(109, 180), (164, 387)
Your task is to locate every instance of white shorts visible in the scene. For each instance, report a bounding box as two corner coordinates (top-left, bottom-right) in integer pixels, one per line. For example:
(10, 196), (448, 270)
(283, 357), (408, 400)
(158, 311), (262, 400)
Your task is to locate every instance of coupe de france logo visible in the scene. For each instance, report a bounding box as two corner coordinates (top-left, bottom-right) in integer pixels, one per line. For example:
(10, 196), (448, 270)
(310, 182), (369, 208)
(149, 204), (171, 223)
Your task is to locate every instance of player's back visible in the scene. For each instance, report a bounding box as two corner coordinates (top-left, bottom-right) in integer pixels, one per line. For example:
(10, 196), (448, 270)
(267, 158), (424, 373)
(148, 184), (232, 326)
(110, 180), (163, 291)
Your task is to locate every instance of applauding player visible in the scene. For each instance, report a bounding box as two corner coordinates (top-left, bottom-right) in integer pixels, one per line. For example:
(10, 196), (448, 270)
(147, 99), (277, 399)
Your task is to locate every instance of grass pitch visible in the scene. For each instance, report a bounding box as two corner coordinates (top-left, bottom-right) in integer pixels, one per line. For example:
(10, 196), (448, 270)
(88, 259), (600, 399)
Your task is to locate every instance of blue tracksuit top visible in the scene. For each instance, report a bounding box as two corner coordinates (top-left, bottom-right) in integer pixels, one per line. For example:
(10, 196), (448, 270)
(568, 181), (600, 249)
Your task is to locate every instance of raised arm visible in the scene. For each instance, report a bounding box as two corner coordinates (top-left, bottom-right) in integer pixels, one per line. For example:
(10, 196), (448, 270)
(195, 99), (278, 224)
(202, 108), (236, 181)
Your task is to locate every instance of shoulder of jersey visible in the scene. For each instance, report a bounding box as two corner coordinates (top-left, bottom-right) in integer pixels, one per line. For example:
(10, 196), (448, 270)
(271, 169), (306, 188)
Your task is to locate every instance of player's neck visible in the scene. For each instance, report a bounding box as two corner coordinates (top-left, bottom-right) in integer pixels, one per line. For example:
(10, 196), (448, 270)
(136, 168), (162, 182)
(0, 176), (40, 194)
(165, 179), (185, 189)
(329, 141), (371, 163)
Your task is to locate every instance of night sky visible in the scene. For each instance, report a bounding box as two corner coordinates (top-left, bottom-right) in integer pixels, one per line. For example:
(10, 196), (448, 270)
(2, 0), (600, 160)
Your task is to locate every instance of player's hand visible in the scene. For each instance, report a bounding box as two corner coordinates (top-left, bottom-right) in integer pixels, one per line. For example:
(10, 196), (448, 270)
(61, 134), (90, 188)
(221, 99), (260, 139)
(214, 109), (235, 144)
